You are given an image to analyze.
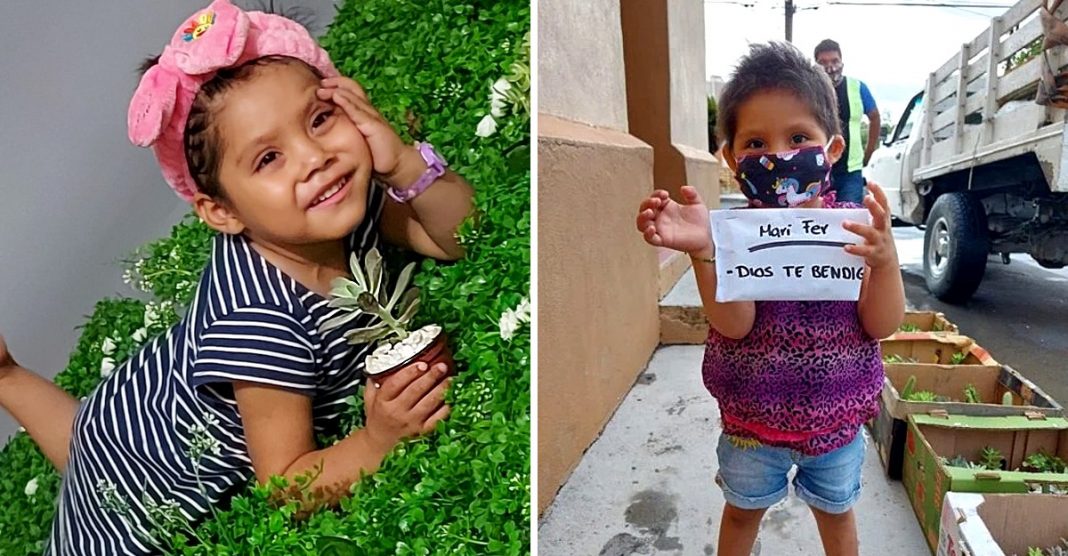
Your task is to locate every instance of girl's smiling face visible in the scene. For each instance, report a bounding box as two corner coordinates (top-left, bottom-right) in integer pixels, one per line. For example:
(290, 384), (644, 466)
(201, 61), (374, 248)
(728, 88), (844, 164)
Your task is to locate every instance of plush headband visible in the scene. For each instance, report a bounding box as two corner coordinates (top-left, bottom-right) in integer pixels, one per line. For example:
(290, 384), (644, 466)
(128, 0), (338, 201)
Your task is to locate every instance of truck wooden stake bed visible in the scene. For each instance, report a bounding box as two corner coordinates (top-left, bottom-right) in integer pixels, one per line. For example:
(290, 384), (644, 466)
(867, 0), (1068, 302)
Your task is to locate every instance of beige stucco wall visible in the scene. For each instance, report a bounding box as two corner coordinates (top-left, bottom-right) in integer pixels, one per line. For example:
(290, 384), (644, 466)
(668, 0), (709, 150)
(621, 0), (719, 207)
(537, 116), (660, 514)
(538, 0), (629, 130)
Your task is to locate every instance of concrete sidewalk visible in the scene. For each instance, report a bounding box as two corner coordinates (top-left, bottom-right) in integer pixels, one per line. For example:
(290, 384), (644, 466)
(538, 345), (930, 555)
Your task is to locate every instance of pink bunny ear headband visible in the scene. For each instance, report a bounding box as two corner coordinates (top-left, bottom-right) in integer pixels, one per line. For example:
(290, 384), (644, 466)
(128, 0), (339, 202)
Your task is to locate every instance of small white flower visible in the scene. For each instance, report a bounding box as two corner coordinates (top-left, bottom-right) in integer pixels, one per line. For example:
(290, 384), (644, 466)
(122, 269), (134, 286)
(490, 77), (512, 118)
(499, 308), (520, 341)
(476, 114), (497, 138)
(515, 297), (531, 323)
(144, 303), (159, 328)
(132, 327), (148, 343)
(17, 426), (25, 433)
(100, 357), (116, 378)
(24, 477), (38, 497)
(101, 338), (117, 356)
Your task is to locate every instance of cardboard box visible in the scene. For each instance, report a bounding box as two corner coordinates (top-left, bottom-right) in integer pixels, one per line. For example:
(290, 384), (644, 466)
(892, 311), (961, 337)
(903, 414), (1068, 553)
(872, 364), (1062, 479)
(881, 334), (997, 366)
(938, 492), (1068, 556)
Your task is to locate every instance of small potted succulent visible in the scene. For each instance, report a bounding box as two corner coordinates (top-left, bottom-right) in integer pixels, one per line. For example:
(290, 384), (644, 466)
(322, 248), (453, 378)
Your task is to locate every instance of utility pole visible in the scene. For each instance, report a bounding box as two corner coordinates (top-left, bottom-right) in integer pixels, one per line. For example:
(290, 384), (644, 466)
(785, 0), (796, 42)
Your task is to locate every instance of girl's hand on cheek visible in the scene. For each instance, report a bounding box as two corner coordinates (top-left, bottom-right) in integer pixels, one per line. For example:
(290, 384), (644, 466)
(362, 361), (452, 452)
(843, 181), (898, 270)
(318, 76), (411, 179)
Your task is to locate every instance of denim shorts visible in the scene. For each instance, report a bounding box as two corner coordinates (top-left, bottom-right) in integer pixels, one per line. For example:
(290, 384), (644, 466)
(714, 427), (866, 514)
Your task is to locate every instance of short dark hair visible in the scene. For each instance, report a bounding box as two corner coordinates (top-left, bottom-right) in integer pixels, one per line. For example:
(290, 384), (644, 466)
(814, 39), (841, 59)
(717, 42), (841, 149)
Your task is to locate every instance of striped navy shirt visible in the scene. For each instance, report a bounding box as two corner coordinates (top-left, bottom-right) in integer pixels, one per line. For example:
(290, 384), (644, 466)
(46, 186), (385, 555)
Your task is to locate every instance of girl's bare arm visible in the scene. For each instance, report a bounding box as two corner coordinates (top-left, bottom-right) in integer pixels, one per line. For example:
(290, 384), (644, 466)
(380, 162), (474, 261)
(689, 246), (757, 339)
(0, 337), (79, 472)
(233, 362), (450, 508)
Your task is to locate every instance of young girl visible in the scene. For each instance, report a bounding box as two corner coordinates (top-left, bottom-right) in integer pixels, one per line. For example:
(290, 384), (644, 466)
(636, 42), (905, 556)
(0, 1), (473, 553)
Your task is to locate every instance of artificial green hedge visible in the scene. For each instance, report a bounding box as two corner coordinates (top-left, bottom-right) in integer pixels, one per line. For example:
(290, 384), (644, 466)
(0, 0), (530, 553)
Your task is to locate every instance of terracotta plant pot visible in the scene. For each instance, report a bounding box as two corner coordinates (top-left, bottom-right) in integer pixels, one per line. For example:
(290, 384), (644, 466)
(368, 329), (454, 380)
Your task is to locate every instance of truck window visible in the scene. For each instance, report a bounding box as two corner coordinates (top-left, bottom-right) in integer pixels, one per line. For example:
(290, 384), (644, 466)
(893, 92), (924, 143)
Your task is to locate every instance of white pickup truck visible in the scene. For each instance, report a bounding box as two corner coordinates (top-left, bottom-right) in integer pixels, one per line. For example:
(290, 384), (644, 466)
(866, 0), (1068, 302)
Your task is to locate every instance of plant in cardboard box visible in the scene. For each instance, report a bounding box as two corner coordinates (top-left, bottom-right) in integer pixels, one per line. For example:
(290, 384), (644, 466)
(1030, 539), (1068, 555)
(880, 334), (995, 366)
(905, 414), (1068, 551)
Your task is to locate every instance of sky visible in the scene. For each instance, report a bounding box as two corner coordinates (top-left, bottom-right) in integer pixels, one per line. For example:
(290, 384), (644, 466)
(704, 0), (1010, 127)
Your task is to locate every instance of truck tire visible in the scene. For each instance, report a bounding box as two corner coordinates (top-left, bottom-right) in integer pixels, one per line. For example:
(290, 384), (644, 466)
(923, 192), (989, 303)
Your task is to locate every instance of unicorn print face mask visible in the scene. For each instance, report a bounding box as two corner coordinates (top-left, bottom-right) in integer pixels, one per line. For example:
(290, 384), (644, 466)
(734, 143), (833, 208)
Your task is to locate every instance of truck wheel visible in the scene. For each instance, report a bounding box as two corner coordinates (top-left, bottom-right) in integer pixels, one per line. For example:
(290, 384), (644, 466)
(923, 192), (989, 303)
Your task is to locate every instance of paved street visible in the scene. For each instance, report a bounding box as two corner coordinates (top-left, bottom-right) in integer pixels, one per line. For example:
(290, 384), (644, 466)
(893, 226), (1068, 404)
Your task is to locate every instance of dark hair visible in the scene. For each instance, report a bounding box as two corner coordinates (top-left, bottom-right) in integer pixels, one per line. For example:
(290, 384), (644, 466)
(716, 42), (841, 149)
(814, 39), (841, 59)
(137, 55), (322, 200)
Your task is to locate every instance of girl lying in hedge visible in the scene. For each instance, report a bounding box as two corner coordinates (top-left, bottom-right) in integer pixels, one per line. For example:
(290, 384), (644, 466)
(0, 1), (472, 553)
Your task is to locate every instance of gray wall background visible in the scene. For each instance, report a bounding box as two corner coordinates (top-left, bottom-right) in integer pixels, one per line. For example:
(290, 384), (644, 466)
(0, 1), (340, 443)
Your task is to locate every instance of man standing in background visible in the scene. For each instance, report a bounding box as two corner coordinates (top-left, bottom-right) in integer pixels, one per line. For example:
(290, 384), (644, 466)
(815, 39), (880, 204)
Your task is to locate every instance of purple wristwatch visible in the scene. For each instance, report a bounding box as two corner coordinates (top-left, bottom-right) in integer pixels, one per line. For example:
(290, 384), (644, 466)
(387, 142), (447, 203)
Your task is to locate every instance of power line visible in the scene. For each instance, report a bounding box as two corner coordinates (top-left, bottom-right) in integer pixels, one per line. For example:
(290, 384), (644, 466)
(704, 0), (1010, 6)
(826, 1), (1010, 6)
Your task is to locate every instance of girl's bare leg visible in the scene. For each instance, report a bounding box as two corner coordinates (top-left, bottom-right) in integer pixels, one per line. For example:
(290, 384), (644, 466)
(811, 507), (859, 556)
(717, 503), (767, 556)
(0, 364), (79, 472)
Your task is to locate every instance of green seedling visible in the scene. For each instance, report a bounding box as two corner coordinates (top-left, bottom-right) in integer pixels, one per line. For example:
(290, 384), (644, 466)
(901, 375), (917, 399)
(906, 391), (939, 402)
(1022, 450), (1068, 474)
(980, 446), (1005, 471)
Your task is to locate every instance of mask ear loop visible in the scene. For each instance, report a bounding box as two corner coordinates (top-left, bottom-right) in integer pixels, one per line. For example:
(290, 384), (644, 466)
(819, 138), (838, 203)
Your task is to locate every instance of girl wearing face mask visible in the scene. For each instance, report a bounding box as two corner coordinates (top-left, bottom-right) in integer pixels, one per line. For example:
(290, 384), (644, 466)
(636, 42), (904, 556)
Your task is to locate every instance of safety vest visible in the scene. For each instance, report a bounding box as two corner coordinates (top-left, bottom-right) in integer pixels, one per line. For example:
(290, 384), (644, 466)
(840, 77), (865, 173)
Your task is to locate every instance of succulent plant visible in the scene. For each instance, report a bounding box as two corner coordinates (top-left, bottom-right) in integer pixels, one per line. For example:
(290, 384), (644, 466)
(963, 383), (981, 403)
(980, 446), (1005, 471)
(320, 248), (421, 345)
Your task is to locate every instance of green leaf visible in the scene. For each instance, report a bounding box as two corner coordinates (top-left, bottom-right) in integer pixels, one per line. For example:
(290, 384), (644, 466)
(321, 310), (362, 332)
(318, 536), (360, 556)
